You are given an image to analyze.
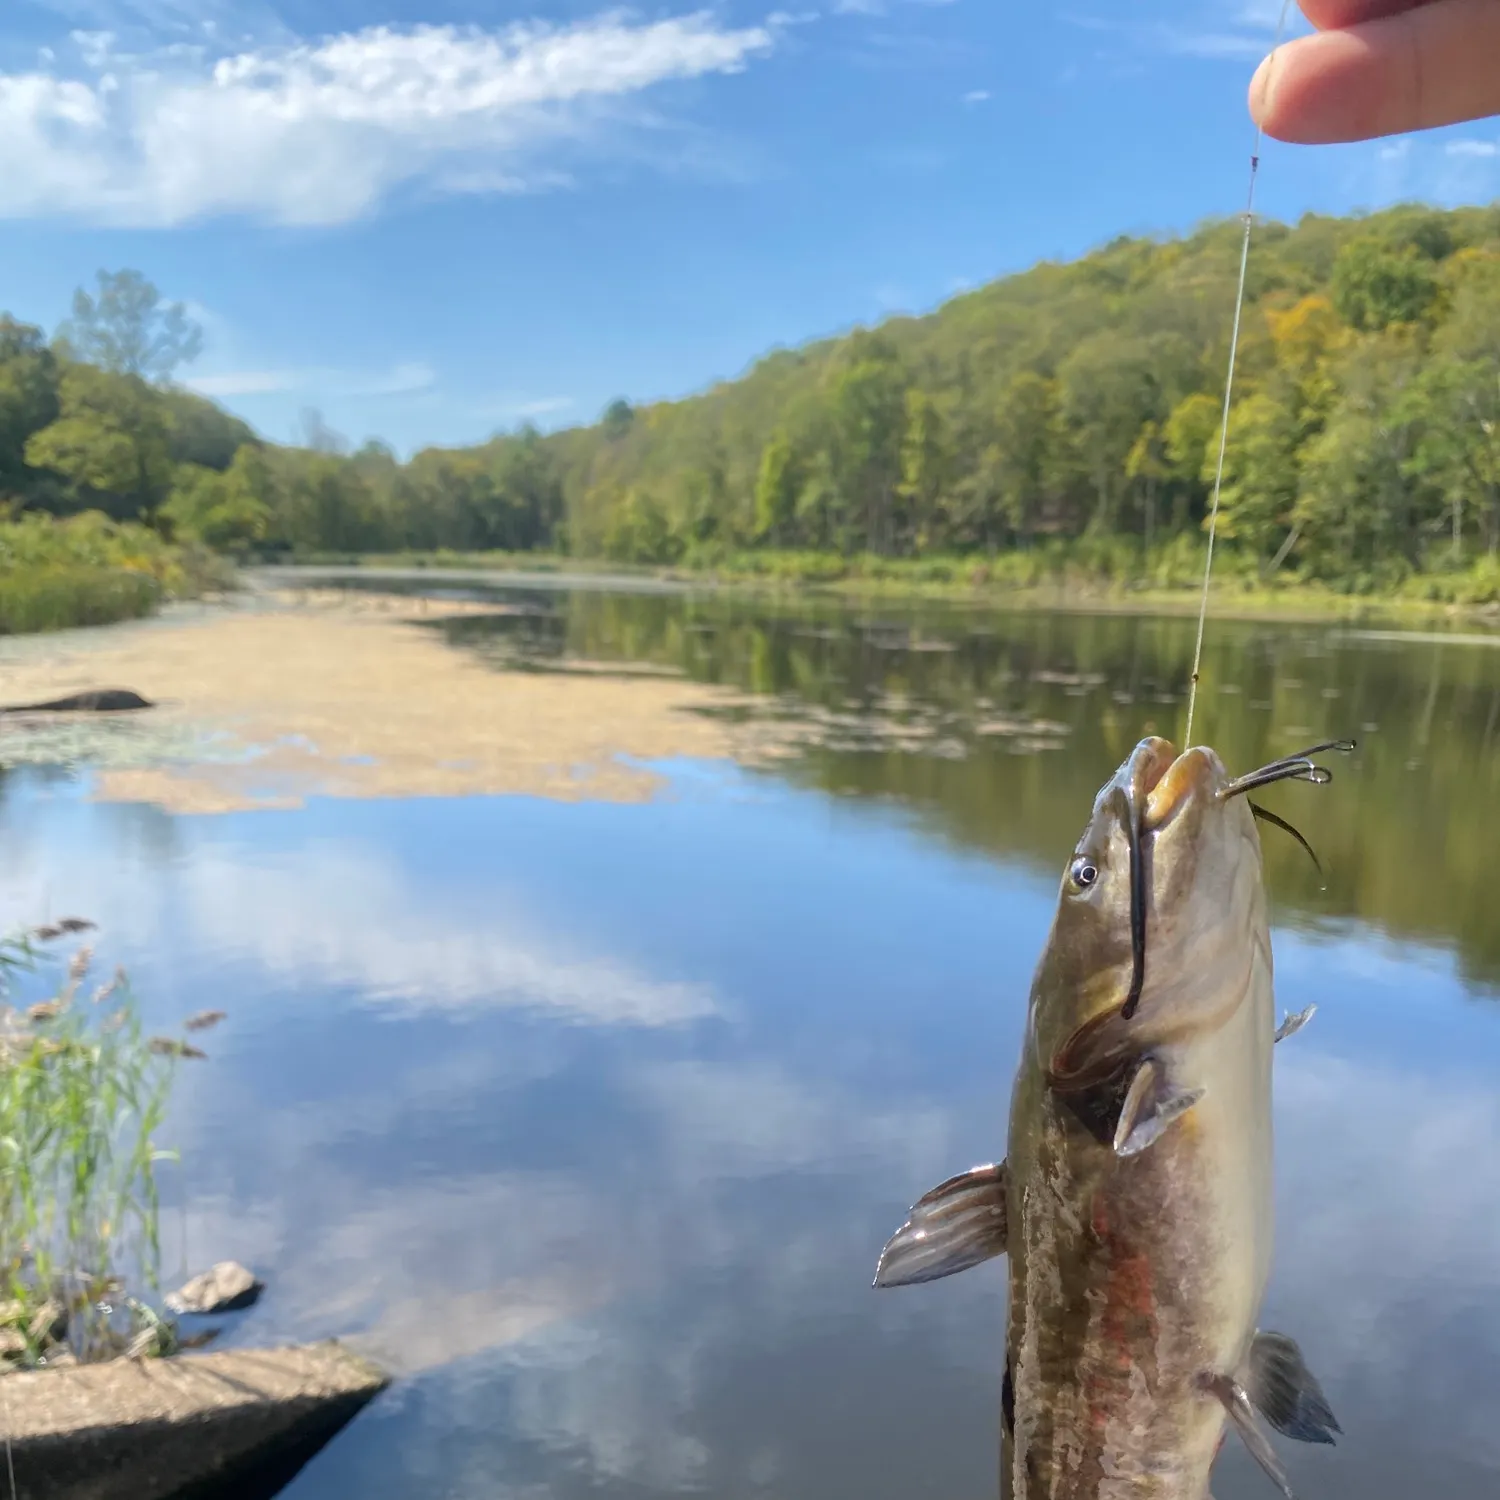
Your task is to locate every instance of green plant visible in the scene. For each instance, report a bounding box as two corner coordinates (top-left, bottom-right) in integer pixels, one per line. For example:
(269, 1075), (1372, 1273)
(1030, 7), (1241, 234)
(0, 923), (202, 1367)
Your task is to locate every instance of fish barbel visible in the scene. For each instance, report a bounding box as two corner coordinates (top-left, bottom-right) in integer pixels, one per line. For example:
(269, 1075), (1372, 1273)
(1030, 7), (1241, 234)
(874, 736), (1349, 1500)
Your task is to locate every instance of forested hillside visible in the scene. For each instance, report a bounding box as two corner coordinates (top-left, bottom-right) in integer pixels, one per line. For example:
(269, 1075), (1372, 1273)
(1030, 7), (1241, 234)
(5, 203), (1500, 599)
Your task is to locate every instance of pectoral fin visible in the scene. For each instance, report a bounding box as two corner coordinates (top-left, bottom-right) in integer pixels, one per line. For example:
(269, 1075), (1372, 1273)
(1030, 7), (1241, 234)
(1245, 1331), (1341, 1445)
(1274, 1006), (1317, 1045)
(1203, 1373), (1297, 1499)
(873, 1162), (1008, 1288)
(1112, 1058), (1205, 1158)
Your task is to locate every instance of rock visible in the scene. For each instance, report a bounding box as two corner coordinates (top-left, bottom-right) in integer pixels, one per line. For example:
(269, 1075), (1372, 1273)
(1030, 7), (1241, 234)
(0, 1338), (389, 1500)
(165, 1262), (263, 1316)
(29, 1299), (67, 1344)
(0, 689), (154, 716)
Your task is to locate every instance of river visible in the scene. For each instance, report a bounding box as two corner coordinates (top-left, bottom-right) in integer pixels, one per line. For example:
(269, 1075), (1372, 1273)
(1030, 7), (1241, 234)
(2, 573), (1498, 1499)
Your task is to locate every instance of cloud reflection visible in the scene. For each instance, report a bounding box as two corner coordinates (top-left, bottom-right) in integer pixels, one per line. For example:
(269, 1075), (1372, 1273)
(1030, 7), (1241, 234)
(2, 834), (718, 1029)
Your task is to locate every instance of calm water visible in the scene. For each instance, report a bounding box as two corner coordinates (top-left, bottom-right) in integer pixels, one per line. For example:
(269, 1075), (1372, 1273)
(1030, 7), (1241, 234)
(4, 580), (1500, 1499)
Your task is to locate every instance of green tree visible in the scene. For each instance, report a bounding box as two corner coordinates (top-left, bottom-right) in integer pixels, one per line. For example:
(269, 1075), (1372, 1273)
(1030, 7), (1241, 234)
(1212, 393), (1301, 566)
(1295, 334), (1427, 583)
(1125, 421), (1168, 549)
(160, 446), (275, 550)
(897, 390), (952, 551)
(986, 371), (1066, 546)
(163, 390), (256, 471)
(753, 432), (800, 545)
(825, 333), (907, 554)
(23, 364), (174, 520)
(1331, 238), (1440, 333)
(0, 318), (60, 494)
(1059, 333), (1178, 535)
(1163, 392), (1220, 533)
(601, 399), (635, 441)
(1402, 359), (1500, 560)
(56, 271), (203, 382)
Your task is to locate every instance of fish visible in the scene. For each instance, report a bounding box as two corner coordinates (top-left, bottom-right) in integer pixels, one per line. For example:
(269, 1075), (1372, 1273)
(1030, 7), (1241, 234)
(873, 736), (1349, 1500)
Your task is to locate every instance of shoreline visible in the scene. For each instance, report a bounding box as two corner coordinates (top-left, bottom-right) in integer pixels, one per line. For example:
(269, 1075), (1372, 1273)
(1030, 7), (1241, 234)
(254, 557), (1500, 635)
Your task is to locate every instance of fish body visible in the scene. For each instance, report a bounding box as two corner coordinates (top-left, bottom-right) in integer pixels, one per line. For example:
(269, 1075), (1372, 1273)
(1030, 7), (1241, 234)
(876, 738), (1340, 1500)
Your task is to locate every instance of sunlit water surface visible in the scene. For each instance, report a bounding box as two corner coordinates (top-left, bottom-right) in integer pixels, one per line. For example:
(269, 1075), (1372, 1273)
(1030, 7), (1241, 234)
(3, 581), (1499, 1500)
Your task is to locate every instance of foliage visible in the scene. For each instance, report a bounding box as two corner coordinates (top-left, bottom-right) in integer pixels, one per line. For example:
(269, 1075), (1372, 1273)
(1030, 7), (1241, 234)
(0, 925), (204, 1367)
(25, 364), (175, 519)
(56, 270), (204, 383)
(0, 510), (225, 635)
(9, 217), (1500, 596)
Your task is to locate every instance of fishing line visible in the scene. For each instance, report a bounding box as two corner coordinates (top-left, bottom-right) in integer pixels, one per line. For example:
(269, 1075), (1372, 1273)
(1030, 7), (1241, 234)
(1183, 0), (1295, 748)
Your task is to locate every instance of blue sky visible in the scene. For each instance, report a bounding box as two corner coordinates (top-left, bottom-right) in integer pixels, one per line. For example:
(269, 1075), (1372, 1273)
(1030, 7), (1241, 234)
(2, 0), (1498, 457)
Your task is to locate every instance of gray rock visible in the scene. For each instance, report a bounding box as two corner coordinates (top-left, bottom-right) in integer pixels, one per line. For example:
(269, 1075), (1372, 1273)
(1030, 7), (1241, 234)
(0, 689), (154, 715)
(165, 1261), (263, 1315)
(1, 1338), (388, 1500)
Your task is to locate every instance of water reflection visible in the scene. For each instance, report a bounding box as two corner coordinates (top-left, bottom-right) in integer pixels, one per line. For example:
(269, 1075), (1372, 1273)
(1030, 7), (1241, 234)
(413, 586), (1500, 987)
(0, 586), (1497, 1499)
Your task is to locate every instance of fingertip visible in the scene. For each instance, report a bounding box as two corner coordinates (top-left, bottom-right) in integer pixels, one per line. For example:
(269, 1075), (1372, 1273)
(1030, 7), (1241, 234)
(1248, 54), (1275, 129)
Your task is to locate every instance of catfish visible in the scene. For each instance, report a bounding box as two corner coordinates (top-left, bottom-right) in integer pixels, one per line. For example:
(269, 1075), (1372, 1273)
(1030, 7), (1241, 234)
(875, 737), (1349, 1500)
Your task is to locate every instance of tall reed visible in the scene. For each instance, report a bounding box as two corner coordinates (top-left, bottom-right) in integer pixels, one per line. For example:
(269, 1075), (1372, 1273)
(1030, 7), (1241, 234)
(0, 924), (200, 1367)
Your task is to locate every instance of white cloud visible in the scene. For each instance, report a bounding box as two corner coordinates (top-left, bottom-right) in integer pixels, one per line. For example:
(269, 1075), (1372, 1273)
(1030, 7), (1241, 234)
(513, 396), (576, 418)
(186, 369), (296, 396)
(962, 88), (990, 104)
(1234, 0), (1295, 29)
(1447, 139), (1500, 159)
(0, 12), (775, 226)
(1161, 28), (1266, 59)
(186, 360), (436, 398)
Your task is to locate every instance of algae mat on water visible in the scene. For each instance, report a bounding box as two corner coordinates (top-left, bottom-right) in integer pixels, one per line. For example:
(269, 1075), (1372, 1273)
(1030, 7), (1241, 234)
(0, 591), (772, 815)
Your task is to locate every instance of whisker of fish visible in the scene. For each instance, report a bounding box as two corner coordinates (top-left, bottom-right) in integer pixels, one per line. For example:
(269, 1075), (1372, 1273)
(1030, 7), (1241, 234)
(1114, 784), (1148, 1022)
(1249, 802), (1326, 888)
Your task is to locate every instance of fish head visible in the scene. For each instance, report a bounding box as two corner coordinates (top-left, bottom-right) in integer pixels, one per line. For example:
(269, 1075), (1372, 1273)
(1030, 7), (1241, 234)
(1031, 737), (1264, 1091)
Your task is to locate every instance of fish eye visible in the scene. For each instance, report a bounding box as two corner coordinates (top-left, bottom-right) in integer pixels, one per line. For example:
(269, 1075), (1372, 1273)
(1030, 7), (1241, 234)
(1069, 857), (1099, 889)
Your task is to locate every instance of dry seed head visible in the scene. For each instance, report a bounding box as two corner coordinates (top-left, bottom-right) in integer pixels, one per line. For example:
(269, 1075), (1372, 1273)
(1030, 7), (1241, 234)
(147, 1036), (207, 1060)
(27, 1301), (62, 1342)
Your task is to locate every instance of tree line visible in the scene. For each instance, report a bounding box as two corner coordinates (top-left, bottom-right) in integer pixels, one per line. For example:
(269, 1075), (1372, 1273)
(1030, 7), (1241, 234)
(4, 203), (1500, 595)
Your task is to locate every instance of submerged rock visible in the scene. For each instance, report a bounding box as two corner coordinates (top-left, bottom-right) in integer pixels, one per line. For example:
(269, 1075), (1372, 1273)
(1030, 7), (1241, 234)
(165, 1261), (263, 1316)
(0, 688), (155, 715)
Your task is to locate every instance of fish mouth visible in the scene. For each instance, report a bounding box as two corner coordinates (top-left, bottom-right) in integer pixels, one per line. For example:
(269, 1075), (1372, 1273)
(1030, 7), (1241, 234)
(1142, 746), (1220, 831)
(1059, 737), (1355, 1057)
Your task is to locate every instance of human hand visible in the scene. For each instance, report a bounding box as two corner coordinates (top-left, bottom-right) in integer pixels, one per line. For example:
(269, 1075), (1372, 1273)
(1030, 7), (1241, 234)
(1249, 0), (1500, 144)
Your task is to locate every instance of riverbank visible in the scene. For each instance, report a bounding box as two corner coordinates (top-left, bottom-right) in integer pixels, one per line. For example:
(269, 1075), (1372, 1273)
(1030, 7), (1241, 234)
(0, 513), (233, 636)
(261, 548), (1500, 631)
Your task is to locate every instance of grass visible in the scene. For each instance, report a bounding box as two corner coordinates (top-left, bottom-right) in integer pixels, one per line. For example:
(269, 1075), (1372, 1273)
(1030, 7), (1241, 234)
(0, 922), (208, 1369)
(0, 510), (235, 637)
(0, 566), (161, 635)
(268, 539), (1500, 627)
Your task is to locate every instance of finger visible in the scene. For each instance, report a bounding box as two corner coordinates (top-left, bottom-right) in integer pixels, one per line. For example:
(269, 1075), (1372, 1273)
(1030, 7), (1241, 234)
(1297, 0), (1424, 28)
(1249, 0), (1500, 144)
